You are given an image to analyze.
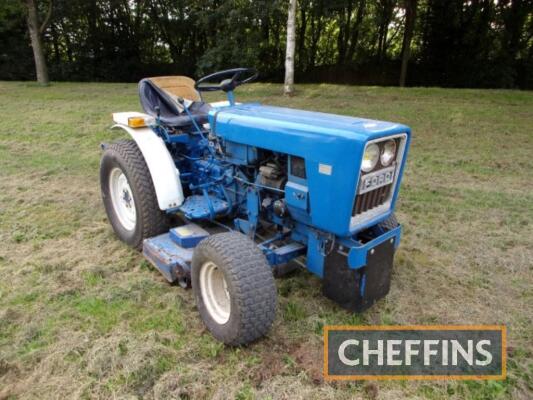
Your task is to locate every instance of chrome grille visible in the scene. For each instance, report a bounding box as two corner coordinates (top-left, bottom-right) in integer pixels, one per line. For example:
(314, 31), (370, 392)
(353, 184), (392, 215)
(351, 134), (407, 219)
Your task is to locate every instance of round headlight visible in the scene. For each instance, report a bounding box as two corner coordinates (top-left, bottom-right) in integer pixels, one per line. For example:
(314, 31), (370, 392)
(361, 143), (380, 172)
(380, 140), (397, 166)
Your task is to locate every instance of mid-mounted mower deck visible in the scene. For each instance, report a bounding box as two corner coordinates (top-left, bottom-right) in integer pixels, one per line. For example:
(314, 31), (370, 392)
(143, 224), (207, 285)
(100, 68), (411, 345)
(143, 222), (312, 288)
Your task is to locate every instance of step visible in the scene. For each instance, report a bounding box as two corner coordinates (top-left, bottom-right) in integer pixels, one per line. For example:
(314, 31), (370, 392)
(169, 224), (209, 248)
(143, 233), (194, 283)
(178, 194), (229, 220)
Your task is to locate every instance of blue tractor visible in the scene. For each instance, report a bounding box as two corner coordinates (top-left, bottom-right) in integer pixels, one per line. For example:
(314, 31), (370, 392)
(100, 68), (411, 345)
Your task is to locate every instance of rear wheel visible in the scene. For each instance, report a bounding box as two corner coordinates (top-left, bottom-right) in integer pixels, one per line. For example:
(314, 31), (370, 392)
(100, 139), (169, 249)
(192, 232), (277, 345)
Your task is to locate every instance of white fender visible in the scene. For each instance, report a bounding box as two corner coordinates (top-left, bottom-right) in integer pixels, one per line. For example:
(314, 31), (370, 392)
(110, 121), (184, 211)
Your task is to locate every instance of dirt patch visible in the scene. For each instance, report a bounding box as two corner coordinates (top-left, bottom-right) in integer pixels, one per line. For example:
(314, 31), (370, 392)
(291, 340), (324, 385)
(249, 346), (287, 385)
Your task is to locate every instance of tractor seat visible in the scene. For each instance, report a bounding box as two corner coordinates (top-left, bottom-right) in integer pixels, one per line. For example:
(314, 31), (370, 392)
(138, 76), (211, 128)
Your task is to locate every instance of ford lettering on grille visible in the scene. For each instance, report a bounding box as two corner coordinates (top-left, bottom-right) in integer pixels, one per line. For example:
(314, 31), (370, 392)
(359, 166), (395, 194)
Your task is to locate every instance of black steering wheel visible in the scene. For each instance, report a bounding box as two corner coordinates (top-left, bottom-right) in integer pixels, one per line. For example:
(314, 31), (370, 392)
(195, 68), (258, 93)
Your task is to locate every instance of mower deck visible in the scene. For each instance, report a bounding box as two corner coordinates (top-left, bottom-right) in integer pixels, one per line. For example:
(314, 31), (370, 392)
(143, 224), (209, 283)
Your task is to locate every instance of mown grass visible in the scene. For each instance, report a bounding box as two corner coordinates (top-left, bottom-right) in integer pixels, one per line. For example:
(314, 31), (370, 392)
(0, 81), (532, 399)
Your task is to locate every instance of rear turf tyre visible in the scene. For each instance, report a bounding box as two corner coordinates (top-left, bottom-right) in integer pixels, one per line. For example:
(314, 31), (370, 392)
(192, 232), (277, 345)
(100, 139), (168, 250)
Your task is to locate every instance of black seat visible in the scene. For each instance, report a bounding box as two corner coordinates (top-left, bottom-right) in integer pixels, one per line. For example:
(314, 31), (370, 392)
(138, 78), (211, 128)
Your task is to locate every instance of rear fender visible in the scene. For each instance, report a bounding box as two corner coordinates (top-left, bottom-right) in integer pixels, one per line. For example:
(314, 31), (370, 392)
(110, 124), (184, 210)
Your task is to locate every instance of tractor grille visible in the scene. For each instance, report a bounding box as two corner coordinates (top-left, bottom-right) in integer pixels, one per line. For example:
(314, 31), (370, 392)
(352, 184), (392, 216)
(351, 134), (407, 220)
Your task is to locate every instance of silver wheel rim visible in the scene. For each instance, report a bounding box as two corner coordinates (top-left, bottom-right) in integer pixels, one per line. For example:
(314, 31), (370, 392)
(199, 261), (231, 324)
(109, 168), (136, 231)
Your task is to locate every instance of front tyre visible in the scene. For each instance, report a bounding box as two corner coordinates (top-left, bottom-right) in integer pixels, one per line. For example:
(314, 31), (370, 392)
(192, 232), (277, 345)
(100, 139), (168, 250)
(377, 213), (399, 231)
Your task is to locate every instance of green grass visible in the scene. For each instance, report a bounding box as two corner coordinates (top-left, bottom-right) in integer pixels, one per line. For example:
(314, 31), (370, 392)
(0, 81), (532, 399)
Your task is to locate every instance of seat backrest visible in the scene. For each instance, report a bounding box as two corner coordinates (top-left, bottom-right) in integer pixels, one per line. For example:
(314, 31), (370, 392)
(139, 78), (182, 122)
(147, 76), (201, 102)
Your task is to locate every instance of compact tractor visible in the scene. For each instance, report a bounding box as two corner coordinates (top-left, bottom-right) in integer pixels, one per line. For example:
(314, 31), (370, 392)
(100, 68), (411, 345)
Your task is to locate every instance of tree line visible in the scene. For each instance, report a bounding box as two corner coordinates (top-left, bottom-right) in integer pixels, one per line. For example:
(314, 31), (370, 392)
(1, 0), (532, 89)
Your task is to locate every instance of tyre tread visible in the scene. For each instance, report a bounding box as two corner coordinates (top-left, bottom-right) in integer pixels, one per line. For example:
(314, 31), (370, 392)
(103, 139), (168, 248)
(193, 232), (277, 345)
(378, 213), (399, 231)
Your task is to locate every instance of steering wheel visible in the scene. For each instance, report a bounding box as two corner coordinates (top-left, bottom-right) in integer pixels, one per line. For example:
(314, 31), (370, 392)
(195, 68), (258, 93)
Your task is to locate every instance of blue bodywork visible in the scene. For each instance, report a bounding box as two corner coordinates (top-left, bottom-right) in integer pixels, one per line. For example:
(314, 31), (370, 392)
(211, 104), (410, 237)
(144, 88), (411, 308)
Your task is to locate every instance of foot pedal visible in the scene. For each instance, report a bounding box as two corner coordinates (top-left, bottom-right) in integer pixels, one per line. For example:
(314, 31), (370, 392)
(178, 195), (229, 220)
(169, 224), (209, 248)
(143, 233), (193, 283)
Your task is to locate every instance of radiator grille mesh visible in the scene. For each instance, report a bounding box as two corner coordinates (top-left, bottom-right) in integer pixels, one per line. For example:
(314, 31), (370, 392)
(352, 184), (392, 216)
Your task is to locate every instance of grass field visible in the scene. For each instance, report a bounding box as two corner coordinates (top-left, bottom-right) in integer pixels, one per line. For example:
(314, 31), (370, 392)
(0, 81), (532, 400)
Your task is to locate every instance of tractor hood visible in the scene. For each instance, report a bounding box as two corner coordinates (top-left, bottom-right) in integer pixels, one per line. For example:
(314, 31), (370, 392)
(210, 104), (408, 157)
(209, 104), (411, 237)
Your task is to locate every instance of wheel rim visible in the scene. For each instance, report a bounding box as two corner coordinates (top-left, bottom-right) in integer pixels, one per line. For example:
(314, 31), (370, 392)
(109, 168), (136, 231)
(199, 261), (231, 324)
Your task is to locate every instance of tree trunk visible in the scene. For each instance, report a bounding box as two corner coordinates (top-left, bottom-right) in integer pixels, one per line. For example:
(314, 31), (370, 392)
(377, 0), (394, 60)
(308, 6), (323, 69)
(347, 0), (367, 62)
(297, 6), (307, 70)
(284, 0), (297, 95)
(337, 0), (354, 65)
(26, 0), (51, 85)
(400, 0), (418, 87)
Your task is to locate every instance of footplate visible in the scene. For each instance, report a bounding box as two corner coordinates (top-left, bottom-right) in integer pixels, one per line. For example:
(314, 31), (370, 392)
(178, 195), (229, 220)
(322, 239), (395, 312)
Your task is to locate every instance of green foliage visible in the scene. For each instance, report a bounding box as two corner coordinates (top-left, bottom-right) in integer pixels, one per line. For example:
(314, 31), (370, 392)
(0, 0), (23, 29)
(235, 383), (255, 400)
(284, 300), (307, 322)
(1, 0), (532, 87)
(0, 0), (33, 80)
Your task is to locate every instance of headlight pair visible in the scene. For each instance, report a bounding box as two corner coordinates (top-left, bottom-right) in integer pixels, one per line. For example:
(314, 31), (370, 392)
(361, 139), (397, 172)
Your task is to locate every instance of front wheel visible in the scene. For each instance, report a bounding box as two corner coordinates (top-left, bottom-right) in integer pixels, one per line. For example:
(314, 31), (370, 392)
(377, 213), (399, 231)
(100, 139), (169, 250)
(192, 232), (277, 345)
